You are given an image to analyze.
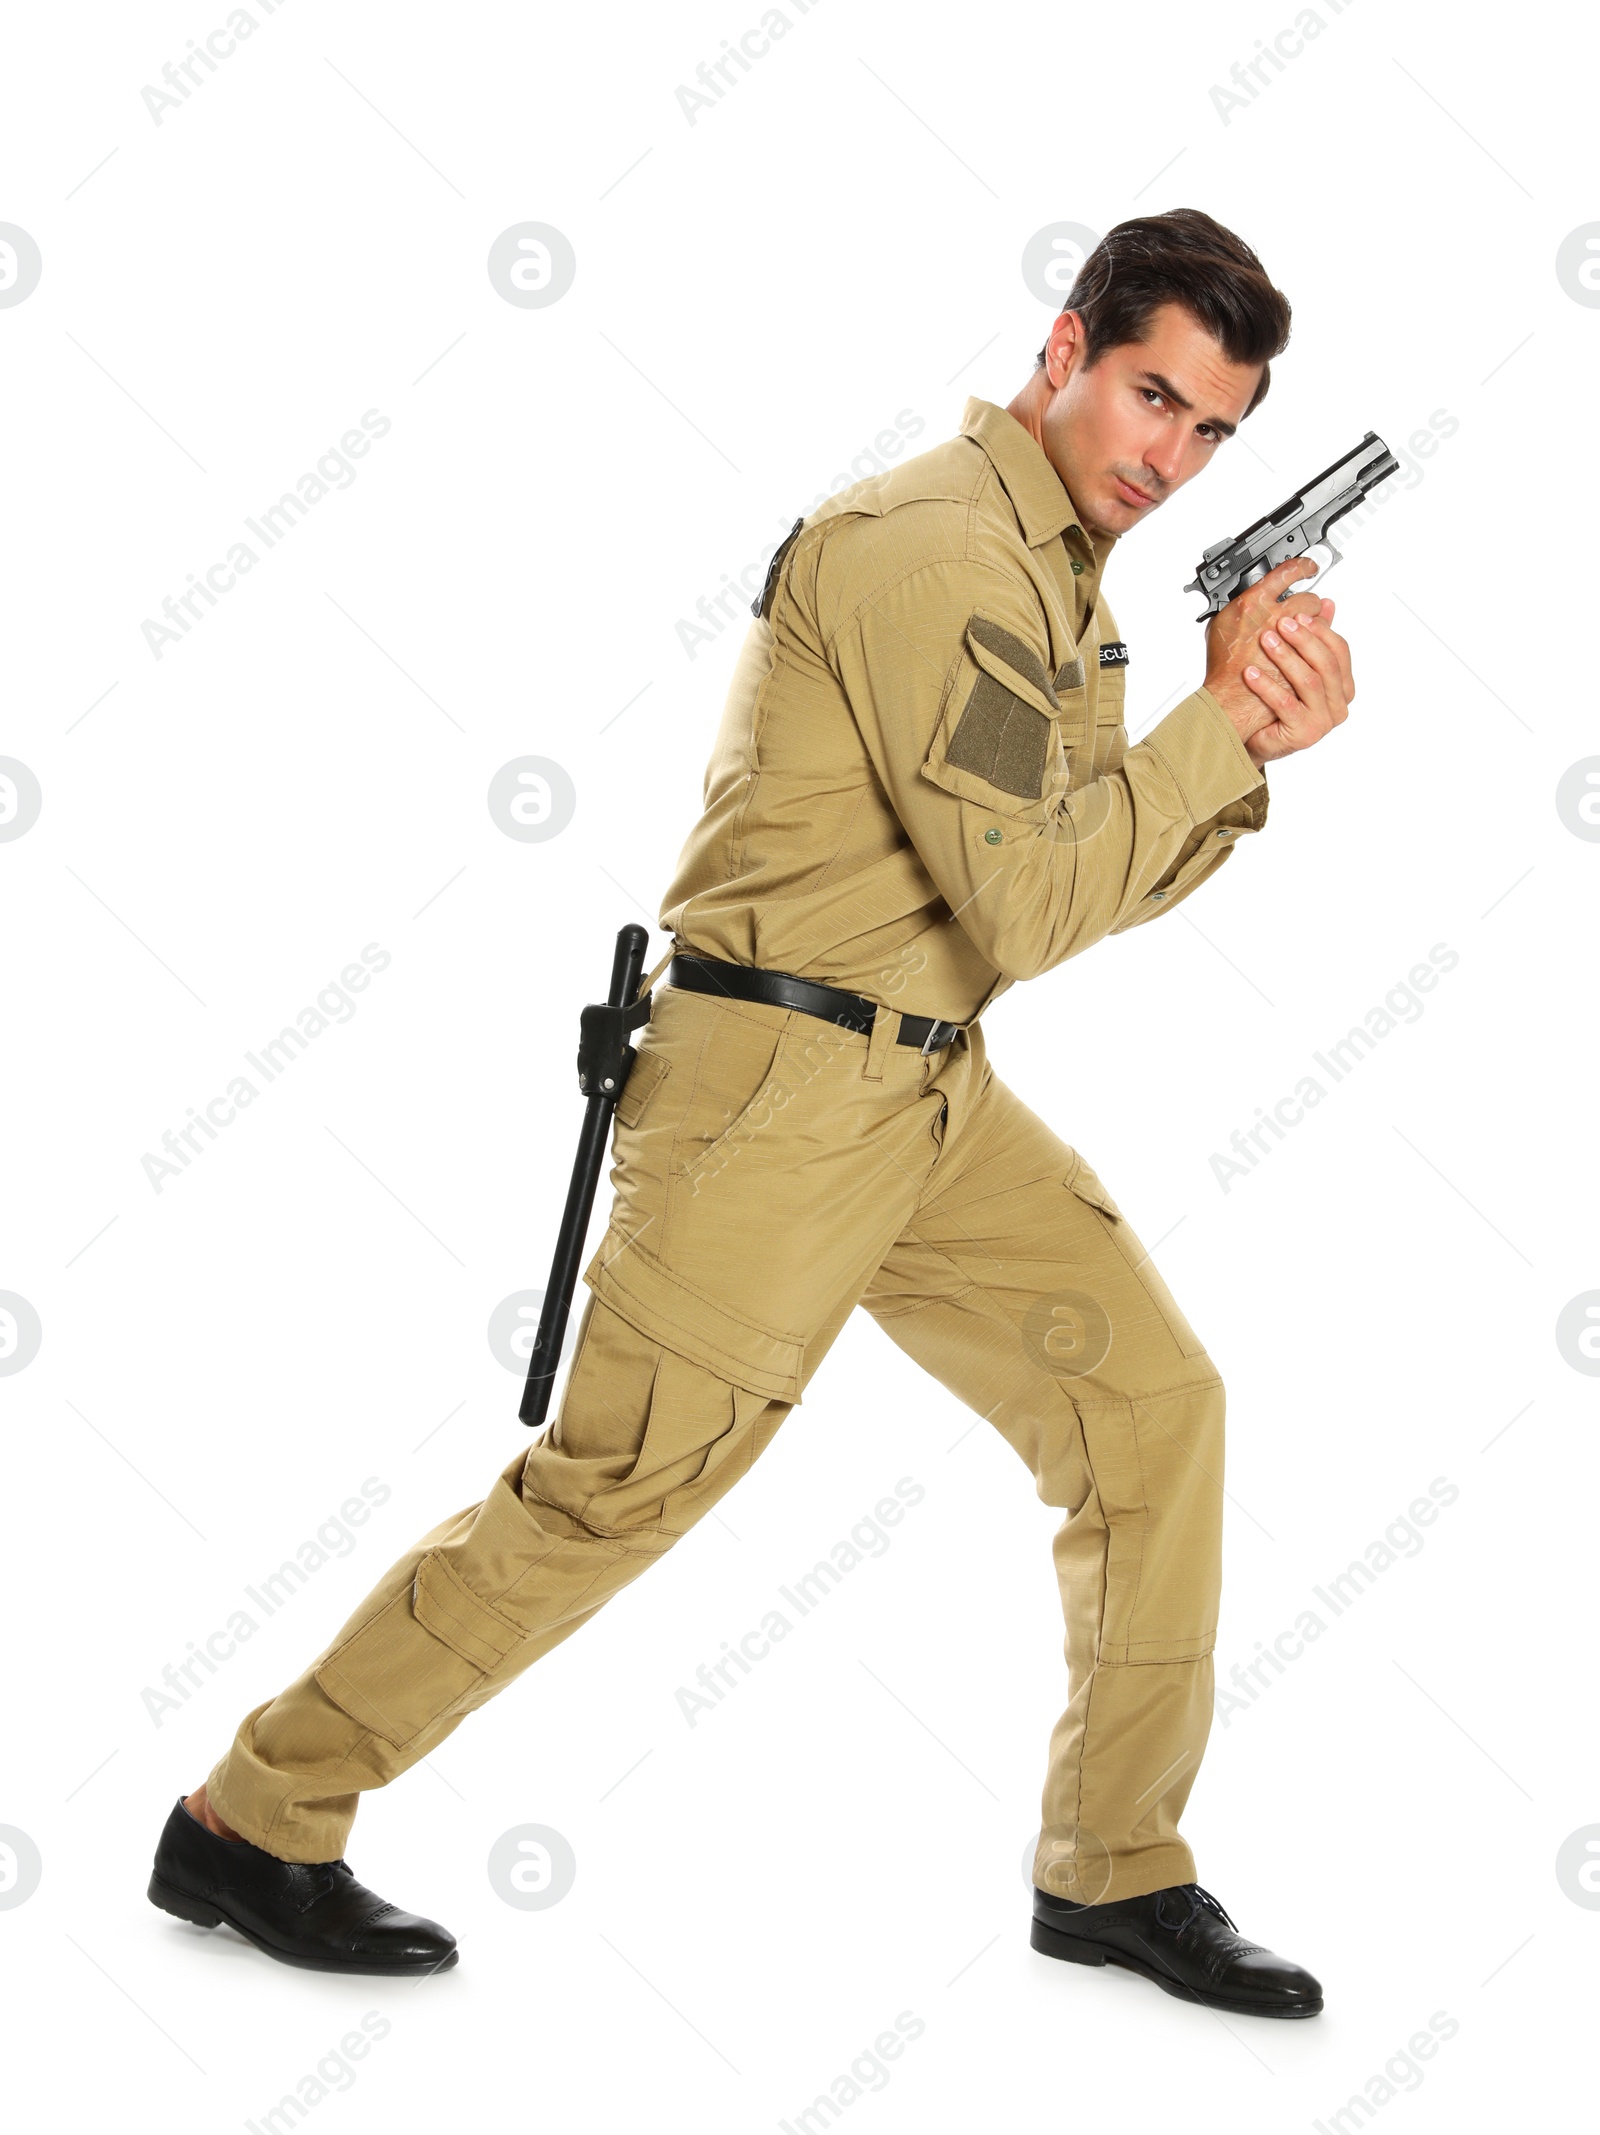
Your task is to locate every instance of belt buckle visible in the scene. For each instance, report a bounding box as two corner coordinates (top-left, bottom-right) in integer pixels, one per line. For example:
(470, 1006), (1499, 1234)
(920, 1018), (954, 1057)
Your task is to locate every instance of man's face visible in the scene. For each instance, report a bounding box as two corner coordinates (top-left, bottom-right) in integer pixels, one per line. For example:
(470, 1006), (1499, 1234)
(1035, 299), (1263, 544)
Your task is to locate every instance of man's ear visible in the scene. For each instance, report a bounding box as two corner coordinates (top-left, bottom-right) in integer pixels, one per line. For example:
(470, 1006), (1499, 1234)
(1045, 310), (1083, 389)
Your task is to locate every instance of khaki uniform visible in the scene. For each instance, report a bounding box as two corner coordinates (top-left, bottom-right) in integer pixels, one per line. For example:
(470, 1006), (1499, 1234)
(659, 394), (1268, 1020)
(208, 400), (1269, 1904)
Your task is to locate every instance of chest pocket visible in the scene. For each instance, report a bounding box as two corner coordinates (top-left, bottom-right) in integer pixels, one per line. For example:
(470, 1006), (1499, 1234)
(1050, 653), (1094, 793)
(1091, 638), (1129, 778)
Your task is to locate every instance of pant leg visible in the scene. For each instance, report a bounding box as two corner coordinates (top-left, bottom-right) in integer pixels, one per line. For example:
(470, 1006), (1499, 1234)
(859, 1066), (1226, 1905)
(206, 1296), (804, 1861)
(207, 987), (955, 1862)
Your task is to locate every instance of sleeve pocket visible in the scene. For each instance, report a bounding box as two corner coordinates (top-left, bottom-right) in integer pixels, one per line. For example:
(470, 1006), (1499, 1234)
(920, 613), (1073, 818)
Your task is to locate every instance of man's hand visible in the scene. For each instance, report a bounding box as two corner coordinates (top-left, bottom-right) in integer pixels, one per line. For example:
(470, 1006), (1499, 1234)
(1202, 556), (1356, 767)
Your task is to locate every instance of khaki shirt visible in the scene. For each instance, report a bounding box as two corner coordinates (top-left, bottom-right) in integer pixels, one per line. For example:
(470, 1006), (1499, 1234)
(659, 396), (1269, 1025)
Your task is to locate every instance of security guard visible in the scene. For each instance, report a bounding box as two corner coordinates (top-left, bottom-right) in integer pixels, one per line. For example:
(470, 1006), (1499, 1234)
(153, 209), (1353, 2015)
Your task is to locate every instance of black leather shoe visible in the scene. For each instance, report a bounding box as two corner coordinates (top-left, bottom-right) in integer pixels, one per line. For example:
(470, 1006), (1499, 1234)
(1031, 1881), (1321, 2017)
(148, 1798), (459, 1976)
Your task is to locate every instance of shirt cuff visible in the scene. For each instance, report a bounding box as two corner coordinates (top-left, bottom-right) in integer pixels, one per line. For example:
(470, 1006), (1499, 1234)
(1141, 685), (1267, 824)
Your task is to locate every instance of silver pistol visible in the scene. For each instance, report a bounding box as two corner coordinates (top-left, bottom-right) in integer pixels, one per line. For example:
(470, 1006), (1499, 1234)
(1183, 431), (1399, 621)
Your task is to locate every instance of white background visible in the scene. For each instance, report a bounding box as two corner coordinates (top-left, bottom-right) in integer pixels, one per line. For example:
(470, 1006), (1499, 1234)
(2, 1), (1594, 2128)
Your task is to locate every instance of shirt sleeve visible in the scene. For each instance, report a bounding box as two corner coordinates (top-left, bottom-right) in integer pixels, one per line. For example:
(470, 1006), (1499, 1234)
(1108, 719), (1270, 935)
(826, 557), (1268, 982)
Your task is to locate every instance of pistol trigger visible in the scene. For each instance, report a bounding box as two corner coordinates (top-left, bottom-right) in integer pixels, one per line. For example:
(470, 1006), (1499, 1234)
(1274, 539), (1342, 603)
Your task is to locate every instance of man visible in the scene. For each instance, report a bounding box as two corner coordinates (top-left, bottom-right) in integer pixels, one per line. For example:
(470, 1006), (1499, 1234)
(152, 207), (1351, 2017)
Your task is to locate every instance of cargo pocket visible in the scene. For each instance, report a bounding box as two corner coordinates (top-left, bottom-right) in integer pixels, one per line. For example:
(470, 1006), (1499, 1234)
(581, 1222), (808, 1404)
(313, 1464), (637, 1750)
(1073, 1393), (1221, 1667)
(590, 1347), (769, 1538)
(313, 1573), (509, 1754)
(580, 985), (819, 1406)
(1064, 1153), (1207, 1360)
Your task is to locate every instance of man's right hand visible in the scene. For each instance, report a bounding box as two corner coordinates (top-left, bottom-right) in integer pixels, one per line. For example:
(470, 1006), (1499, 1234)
(1202, 556), (1355, 767)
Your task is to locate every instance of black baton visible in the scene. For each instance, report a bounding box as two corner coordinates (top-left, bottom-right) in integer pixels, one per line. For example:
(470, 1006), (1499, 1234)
(518, 923), (654, 1428)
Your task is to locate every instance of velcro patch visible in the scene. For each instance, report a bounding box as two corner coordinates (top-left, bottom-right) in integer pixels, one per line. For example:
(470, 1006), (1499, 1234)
(1097, 640), (1129, 668)
(945, 668), (1051, 799)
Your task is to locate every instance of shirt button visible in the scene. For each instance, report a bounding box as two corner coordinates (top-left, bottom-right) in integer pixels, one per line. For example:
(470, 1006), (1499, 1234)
(984, 827), (1003, 845)
(1151, 889), (1167, 901)
(1217, 828), (1233, 839)
(1070, 559), (1084, 575)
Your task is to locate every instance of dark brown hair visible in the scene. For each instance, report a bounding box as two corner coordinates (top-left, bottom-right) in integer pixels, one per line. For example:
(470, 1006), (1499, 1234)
(1035, 208), (1290, 419)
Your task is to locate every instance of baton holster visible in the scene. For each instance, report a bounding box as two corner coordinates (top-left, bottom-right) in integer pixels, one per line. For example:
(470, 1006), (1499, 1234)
(519, 924), (666, 1428)
(577, 993), (654, 1099)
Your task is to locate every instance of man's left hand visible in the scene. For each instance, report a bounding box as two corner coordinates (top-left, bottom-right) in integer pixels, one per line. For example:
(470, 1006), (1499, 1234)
(1240, 598), (1356, 767)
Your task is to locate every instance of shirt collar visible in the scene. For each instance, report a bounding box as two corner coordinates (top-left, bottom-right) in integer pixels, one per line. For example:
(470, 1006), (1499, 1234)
(959, 396), (1117, 565)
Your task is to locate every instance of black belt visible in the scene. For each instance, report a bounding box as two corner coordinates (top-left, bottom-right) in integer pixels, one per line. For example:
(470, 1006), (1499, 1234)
(668, 955), (963, 1055)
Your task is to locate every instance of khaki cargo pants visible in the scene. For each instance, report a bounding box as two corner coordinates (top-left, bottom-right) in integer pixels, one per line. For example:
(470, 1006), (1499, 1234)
(207, 982), (1226, 1903)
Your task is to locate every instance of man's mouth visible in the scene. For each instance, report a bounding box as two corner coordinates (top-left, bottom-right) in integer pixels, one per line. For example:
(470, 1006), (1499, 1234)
(1113, 476), (1156, 507)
